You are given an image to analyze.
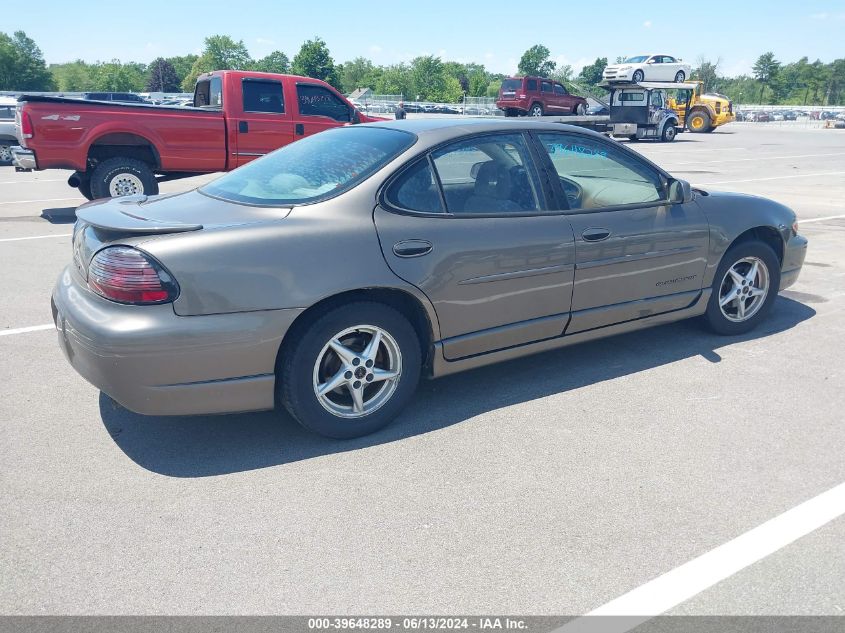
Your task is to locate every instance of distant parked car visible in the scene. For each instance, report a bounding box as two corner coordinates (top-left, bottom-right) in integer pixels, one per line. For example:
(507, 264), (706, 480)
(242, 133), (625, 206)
(81, 92), (150, 104)
(497, 76), (588, 117)
(602, 54), (691, 83)
(771, 111), (785, 121)
(782, 111), (798, 121)
(756, 112), (771, 122)
(0, 96), (20, 164)
(586, 103), (609, 115)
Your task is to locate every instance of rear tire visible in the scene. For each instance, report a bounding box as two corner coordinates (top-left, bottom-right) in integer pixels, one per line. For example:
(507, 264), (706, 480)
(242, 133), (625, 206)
(703, 241), (781, 336)
(574, 103), (586, 116)
(279, 301), (421, 439)
(529, 103), (544, 117)
(0, 143), (12, 165)
(90, 157), (158, 199)
(674, 70), (686, 82)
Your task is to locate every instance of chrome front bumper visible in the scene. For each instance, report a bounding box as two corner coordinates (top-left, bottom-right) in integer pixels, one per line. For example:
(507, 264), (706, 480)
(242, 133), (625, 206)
(11, 146), (36, 170)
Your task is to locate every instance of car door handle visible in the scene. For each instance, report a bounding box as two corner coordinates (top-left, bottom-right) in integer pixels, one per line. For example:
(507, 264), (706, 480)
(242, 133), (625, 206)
(582, 228), (611, 242)
(393, 240), (432, 258)
(295, 123), (304, 136)
(238, 121), (248, 133)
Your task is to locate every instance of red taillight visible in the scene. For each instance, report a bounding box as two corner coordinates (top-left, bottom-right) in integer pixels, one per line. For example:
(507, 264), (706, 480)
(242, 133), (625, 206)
(88, 246), (178, 305)
(20, 110), (34, 139)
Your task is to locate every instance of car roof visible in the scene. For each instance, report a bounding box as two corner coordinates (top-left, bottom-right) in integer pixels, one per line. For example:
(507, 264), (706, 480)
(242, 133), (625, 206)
(363, 117), (608, 144)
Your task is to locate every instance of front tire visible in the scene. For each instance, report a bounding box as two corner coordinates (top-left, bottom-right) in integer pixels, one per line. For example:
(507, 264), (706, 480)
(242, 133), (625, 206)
(703, 241), (781, 335)
(279, 302), (421, 438)
(529, 103), (544, 117)
(90, 157), (159, 199)
(688, 110), (712, 133)
(632, 69), (645, 83)
(661, 123), (677, 142)
(0, 143), (12, 165)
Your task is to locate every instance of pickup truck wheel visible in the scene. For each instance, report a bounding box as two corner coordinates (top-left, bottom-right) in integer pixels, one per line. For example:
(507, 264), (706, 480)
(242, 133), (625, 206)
(0, 144), (12, 164)
(90, 157), (159, 199)
(688, 110), (712, 133)
(529, 103), (544, 117)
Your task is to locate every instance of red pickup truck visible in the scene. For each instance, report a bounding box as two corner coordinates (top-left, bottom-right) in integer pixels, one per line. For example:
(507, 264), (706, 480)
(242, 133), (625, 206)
(14, 70), (382, 199)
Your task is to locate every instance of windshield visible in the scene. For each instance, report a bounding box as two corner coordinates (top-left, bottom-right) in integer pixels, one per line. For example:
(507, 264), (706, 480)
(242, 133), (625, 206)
(501, 79), (522, 92)
(623, 56), (649, 63)
(200, 126), (416, 206)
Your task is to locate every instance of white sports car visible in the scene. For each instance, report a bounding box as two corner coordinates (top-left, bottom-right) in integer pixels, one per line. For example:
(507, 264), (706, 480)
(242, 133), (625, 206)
(603, 54), (691, 84)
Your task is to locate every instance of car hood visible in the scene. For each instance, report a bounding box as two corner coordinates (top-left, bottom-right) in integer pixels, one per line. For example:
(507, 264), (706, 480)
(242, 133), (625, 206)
(76, 189), (291, 234)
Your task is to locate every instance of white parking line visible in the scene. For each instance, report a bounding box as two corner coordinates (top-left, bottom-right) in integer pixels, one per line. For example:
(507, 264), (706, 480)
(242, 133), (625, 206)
(799, 214), (845, 224)
(0, 179), (67, 184)
(0, 233), (72, 243)
(559, 480), (845, 633)
(0, 197), (80, 205)
(673, 151), (845, 166)
(0, 324), (54, 337)
(696, 171), (845, 185)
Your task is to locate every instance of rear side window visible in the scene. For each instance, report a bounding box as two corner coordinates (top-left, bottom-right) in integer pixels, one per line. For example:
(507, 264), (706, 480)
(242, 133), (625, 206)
(526, 79), (538, 91)
(0, 106), (13, 120)
(385, 159), (444, 214)
(243, 79), (284, 113)
(194, 77), (223, 108)
(619, 92), (645, 102)
(297, 84), (351, 122)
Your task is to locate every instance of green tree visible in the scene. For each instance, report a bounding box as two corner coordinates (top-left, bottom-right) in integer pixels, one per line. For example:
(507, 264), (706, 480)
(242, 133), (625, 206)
(166, 54), (198, 86)
(578, 57), (607, 86)
(551, 64), (574, 83)
(91, 59), (146, 92)
(146, 58), (180, 92)
(693, 57), (721, 92)
(253, 50), (290, 74)
(338, 56), (376, 92)
(409, 55), (447, 101)
(0, 30), (54, 90)
(182, 35), (253, 91)
(292, 37), (338, 88)
(373, 63), (411, 97)
(518, 44), (556, 77)
(752, 51), (780, 104)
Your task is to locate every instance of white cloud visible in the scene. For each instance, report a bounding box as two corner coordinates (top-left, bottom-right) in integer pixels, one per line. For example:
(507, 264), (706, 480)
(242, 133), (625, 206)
(810, 11), (845, 20)
(255, 37), (275, 46)
(643, 20), (652, 28)
(369, 45), (383, 55)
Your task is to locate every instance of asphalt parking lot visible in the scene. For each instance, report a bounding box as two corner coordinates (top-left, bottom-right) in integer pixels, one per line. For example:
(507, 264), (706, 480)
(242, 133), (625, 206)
(1, 123), (844, 617)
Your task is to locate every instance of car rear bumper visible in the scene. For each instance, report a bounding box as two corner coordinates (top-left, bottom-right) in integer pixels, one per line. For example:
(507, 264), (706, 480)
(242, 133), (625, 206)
(780, 234), (808, 290)
(11, 146), (36, 170)
(52, 266), (303, 416)
(496, 100), (529, 113)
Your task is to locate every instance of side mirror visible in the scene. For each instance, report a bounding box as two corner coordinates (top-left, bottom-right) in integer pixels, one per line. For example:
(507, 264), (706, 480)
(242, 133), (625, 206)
(350, 108), (361, 124)
(646, 59), (655, 64)
(668, 178), (693, 204)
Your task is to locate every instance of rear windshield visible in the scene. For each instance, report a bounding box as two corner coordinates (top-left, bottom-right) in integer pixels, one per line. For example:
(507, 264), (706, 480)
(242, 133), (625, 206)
(501, 79), (522, 92)
(200, 126), (416, 206)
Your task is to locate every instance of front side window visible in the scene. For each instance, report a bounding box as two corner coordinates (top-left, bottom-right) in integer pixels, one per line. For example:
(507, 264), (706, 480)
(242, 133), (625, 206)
(201, 126), (414, 206)
(430, 134), (541, 214)
(297, 84), (351, 122)
(541, 81), (552, 93)
(243, 79), (284, 113)
(554, 84), (567, 95)
(538, 132), (664, 210)
(384, 159), (444, 213)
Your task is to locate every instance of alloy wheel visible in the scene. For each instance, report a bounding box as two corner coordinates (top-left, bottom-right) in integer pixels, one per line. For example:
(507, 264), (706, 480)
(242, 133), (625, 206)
(718, 256), (770, 322)
(312, 324), (402, 418)
(0, 145), (12, 162)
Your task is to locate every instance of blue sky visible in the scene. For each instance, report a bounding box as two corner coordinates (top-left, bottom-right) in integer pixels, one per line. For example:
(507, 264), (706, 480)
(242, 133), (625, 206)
(11, 0), (845, 76)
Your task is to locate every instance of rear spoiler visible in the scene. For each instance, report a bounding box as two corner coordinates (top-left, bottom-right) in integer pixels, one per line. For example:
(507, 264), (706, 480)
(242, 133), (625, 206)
(77, 198), (203, 234)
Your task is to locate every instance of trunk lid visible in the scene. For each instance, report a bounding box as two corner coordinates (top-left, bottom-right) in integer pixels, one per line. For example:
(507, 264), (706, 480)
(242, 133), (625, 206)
(72, 190), (291, 278)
